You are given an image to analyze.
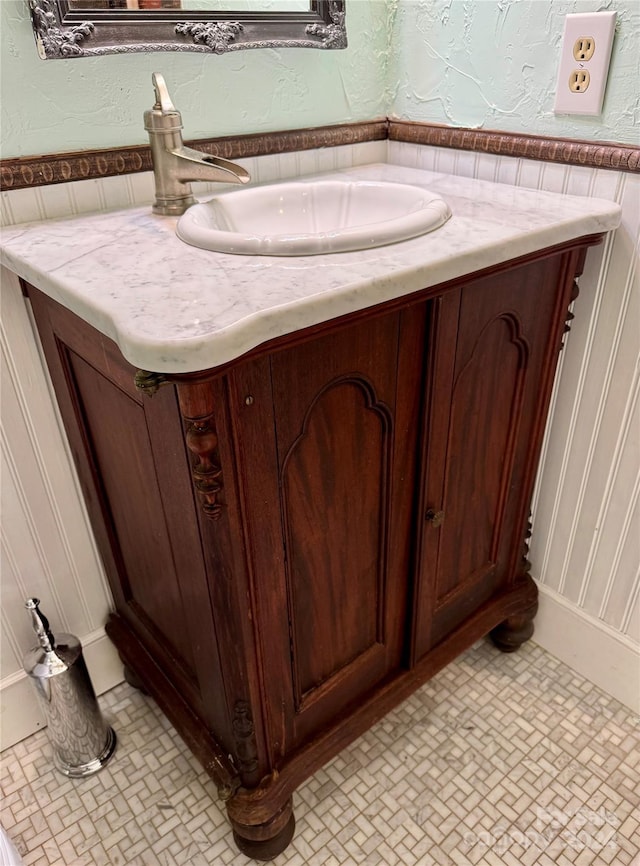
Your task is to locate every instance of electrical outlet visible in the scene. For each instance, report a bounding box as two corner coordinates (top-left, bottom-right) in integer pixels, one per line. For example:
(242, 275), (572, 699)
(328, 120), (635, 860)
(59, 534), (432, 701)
(569, 70), (590, 93)
(573, 37), (595, 62)
(554, 11), (617, 116)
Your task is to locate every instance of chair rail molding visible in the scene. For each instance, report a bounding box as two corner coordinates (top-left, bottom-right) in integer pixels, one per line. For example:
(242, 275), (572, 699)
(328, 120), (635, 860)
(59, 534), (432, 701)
(2, 121), (639, 192)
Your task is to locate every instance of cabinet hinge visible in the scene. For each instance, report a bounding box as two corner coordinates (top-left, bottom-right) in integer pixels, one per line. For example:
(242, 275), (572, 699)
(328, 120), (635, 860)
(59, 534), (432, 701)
(134, 369), (170, 397)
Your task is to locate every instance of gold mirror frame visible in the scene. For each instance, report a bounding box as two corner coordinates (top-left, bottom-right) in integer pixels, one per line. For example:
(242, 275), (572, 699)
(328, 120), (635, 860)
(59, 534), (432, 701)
(27, 0), (347, 59)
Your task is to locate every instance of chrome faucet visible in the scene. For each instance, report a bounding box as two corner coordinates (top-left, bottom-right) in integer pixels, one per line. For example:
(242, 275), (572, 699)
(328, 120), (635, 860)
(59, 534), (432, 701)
(144, 73), (250, 216)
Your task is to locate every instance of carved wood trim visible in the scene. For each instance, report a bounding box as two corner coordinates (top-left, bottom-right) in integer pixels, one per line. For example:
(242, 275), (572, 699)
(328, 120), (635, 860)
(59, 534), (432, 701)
(562, 280), (581, 347)
(3, 119), (637, 192)
(186, 421), (224, 519)
(231, 701), (259, 777)
(176, 382), (225, 520)
(389, 120), (640, 174)
(489, 525), (538, 651)
(0, 120), (388, 191)
(521, 513), (533, 579)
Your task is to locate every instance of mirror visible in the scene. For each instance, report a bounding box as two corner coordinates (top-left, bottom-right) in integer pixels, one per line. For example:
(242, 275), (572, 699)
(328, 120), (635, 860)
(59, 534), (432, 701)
(28, 0), (347, 59)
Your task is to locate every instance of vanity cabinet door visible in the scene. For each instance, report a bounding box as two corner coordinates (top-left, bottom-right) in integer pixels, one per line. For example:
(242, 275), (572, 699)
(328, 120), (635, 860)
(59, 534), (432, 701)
(412, 254), (574, 660)
(229, 307), (426, 756)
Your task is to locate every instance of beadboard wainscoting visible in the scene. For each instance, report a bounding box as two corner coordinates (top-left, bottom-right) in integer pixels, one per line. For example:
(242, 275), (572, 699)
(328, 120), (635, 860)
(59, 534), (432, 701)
(0, 140), (388, 750)
(389, 140), (639, 712)
(1, 268), (120, 750)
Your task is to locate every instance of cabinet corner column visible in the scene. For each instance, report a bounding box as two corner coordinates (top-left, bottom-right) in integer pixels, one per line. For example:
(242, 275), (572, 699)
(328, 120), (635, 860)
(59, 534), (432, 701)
(176, 377), (295, 855)
(491, 518), (539, 652)
(176, 380), (226, 520)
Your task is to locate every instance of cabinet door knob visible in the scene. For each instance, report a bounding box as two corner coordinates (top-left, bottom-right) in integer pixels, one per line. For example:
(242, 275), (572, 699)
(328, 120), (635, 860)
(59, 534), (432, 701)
(425, 508), (445, 528)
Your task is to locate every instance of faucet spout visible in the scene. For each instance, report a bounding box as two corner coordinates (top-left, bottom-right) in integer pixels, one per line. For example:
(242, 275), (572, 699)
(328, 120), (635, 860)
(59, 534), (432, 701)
(144, 73), (251, 217)
(171, 146), (251, 186)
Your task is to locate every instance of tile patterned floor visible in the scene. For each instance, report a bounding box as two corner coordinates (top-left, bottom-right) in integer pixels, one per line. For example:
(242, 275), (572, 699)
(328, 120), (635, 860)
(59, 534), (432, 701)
(1, 639), (639, 866)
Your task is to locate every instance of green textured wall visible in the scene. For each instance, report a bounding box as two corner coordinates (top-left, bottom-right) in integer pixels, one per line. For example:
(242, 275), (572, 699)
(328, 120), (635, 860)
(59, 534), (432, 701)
(389, 0), (640, 145)
(1, 1), (638, 159)
(0, 0), (390, 158)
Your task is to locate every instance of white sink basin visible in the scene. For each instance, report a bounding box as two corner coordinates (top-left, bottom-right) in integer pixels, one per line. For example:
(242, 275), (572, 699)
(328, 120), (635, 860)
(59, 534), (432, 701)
(176, 179), (451, 256)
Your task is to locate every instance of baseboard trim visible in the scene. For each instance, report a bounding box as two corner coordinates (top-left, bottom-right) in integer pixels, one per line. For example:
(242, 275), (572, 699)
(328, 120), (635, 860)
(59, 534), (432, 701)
(533, 582), (639, 713)
(0, 628), (123, 751)
(2, 594), (637, 747)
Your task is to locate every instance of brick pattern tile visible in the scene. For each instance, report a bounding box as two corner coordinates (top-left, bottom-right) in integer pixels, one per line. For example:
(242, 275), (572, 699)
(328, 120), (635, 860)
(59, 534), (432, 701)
(1, 640), (638, 865)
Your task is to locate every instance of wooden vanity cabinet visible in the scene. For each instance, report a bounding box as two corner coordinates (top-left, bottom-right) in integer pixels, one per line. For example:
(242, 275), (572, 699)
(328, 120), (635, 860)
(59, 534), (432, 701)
(24, 234), (598, 860)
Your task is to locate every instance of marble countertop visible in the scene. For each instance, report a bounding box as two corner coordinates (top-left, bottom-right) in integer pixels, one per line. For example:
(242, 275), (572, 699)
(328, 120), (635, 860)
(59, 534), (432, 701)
(0, 163), (621, 374)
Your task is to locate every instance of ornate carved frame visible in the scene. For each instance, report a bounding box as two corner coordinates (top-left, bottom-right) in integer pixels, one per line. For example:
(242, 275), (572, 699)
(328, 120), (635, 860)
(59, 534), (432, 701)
(27, 0), (347, 59)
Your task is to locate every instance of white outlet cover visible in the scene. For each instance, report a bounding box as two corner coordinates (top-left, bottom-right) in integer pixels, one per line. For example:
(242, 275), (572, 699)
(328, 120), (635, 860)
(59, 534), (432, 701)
(554, 11), (617, 116)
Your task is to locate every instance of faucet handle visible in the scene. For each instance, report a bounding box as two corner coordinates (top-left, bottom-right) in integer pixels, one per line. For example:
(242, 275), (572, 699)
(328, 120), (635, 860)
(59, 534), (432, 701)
(152, 72), (176, 114)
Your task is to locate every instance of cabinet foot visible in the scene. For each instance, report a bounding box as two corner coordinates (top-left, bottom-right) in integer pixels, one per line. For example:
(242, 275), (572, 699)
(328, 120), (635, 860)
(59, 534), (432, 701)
(230, 798), (295, 861)
(490, 600), (538, 653)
